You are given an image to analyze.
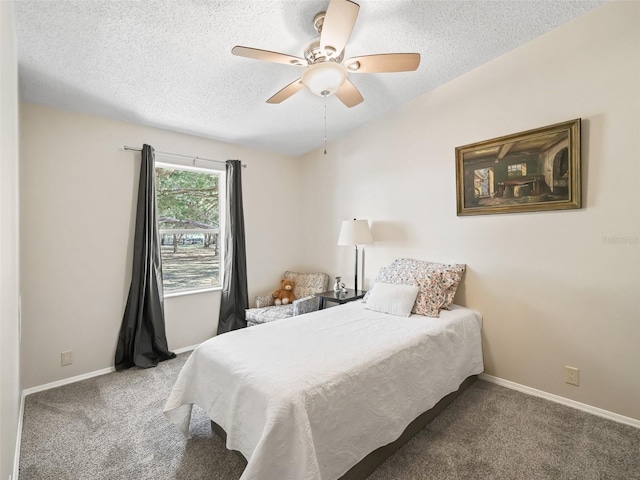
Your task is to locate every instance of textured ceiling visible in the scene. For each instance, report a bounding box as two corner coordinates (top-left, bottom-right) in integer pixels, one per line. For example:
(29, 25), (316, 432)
(14, 0), (604, 156)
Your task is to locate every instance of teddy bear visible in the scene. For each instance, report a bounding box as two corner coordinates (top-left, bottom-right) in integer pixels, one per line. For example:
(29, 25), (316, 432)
(272, 279), (296, 305)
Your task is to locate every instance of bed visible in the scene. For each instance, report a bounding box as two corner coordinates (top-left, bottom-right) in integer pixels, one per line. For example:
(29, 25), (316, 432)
(164, 299), (483, 480)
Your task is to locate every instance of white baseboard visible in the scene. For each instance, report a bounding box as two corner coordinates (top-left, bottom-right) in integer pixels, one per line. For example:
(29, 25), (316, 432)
(13, 391), (25, 480)
(479, 373), (640, 429)
(173, 343), (199, 354)
(22, 366), (116, 396)
(23, 344), (198, 397)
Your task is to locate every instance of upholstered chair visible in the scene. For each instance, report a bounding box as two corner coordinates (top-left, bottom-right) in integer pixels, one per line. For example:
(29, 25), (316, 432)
(245, 271), (329, 327)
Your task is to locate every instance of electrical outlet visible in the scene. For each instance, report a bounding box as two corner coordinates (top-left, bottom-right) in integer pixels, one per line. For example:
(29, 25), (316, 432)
(61, 350), (73, 366)
(565, 366), (579, 386)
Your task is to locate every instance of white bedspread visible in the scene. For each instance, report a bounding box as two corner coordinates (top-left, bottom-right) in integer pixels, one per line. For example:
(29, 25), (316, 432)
(164, 301), (484, 480)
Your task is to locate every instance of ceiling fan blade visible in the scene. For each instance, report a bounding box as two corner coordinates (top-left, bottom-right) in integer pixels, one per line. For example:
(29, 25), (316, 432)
(320, 0), (360, 58)
(335, 79), (363, 108)
(344, 53), (421, 73)
(267, 78), (305, 104)
(232, 46), (307, 67)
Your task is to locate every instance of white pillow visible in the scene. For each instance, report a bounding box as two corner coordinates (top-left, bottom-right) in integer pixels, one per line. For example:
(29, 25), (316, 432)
(364, 282), (419, 317)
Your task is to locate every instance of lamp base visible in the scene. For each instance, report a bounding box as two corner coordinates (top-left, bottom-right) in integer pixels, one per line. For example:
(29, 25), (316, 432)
(354, 245), (359, 292)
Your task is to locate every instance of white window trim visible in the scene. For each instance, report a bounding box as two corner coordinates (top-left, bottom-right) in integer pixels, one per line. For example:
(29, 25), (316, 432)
(164, 286), (222, 299)
(155, 159), (226, 297)
(155, 158), (225, 173)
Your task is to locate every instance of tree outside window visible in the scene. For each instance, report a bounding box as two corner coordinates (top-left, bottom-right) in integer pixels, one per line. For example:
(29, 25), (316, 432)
(155, 166), (221, 293)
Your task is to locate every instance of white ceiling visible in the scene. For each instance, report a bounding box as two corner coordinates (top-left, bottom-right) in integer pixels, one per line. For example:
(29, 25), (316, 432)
(14, 0), (604, 157)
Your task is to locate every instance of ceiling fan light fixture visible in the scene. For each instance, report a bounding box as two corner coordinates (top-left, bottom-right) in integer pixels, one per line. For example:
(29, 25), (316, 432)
(231, 0), (420, 108)
(301, 62), (347, 97)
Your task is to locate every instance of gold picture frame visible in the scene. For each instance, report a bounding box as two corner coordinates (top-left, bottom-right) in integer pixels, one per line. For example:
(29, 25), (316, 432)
(456, 119), (581, 216)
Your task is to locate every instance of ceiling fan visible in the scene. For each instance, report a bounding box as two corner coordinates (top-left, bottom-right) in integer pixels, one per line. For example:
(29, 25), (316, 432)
(231, 0), (420, 108)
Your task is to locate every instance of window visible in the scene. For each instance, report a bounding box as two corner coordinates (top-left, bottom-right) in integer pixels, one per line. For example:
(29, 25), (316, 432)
(507, 163), (527, 177)
(155, 164), (222, 294)
(473, 167), (493, 198)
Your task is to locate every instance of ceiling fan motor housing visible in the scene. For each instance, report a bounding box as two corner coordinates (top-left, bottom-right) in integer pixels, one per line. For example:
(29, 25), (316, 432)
(304, 36), (344, 64)
(305, 11), (344, 64)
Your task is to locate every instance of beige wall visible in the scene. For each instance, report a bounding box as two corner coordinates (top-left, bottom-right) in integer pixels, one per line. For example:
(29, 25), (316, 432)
(20, 103), (304, 388)
(15, 0), (639, 425)
(300, 2), (640, 420)
(0, 1), (22, 478)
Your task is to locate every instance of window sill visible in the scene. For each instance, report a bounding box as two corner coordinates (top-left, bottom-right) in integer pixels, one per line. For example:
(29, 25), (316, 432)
(164, 286), (222, 299)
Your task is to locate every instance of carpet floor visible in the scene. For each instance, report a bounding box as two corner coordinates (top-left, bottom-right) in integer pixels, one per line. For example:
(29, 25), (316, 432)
(19, 352), (640, 479)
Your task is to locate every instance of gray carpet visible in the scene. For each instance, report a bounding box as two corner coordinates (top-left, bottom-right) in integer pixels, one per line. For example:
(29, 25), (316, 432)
(20, 352), (640, 480)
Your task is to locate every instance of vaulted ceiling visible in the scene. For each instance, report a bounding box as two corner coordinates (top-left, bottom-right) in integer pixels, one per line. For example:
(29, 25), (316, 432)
(14, 0), (604, 156)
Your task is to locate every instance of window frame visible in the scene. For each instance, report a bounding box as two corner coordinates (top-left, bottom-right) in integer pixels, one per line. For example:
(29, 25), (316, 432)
(507, 162), (527, 178)
(155, 159), (225, 298)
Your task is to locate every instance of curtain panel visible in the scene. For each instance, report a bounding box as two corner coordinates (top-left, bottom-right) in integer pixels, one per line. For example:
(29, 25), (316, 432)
(115, 144), (175, 370)
(217, 159), (249, 334)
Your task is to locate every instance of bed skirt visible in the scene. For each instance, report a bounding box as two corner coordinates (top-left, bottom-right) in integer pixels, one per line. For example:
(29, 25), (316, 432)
(210, 375), (477, 480)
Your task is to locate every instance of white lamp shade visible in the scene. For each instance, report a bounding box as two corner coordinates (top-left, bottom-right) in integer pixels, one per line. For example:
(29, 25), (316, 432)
(301, 62), (348, 97)
(337, 219), (374, 246)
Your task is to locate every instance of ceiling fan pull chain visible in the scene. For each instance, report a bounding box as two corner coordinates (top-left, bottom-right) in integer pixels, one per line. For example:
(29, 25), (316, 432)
(323, 90), (328, 155)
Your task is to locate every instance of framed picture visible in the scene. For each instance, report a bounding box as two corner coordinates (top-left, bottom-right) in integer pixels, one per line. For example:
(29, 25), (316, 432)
(455, 119), (581, 216)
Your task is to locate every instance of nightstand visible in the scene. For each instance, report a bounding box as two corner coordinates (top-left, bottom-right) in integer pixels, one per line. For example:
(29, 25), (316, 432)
(316, 289), (366, 310)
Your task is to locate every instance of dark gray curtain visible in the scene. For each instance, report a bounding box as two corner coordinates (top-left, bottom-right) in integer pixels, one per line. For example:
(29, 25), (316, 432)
(115, 144), (175, 371)
(217, 160), (248, 334)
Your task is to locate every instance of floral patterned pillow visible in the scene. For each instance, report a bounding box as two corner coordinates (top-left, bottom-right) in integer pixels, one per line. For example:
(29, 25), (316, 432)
(362, 263), (442, 317)
(362, 265), (394, 303)
(364, 259), (466, 317)
(390, 259), (466, 310)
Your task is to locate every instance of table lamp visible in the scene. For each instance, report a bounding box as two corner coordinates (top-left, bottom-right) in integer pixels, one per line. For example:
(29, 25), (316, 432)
(337, 219), (374, 292)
